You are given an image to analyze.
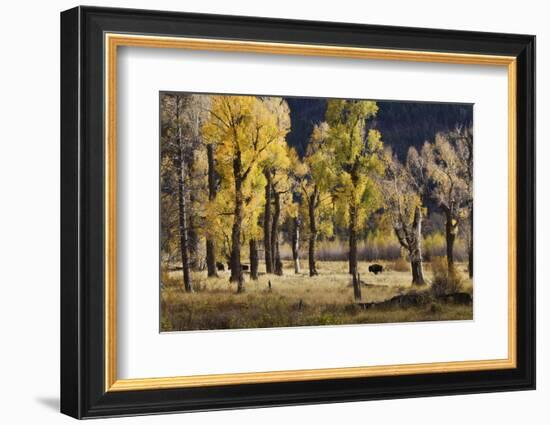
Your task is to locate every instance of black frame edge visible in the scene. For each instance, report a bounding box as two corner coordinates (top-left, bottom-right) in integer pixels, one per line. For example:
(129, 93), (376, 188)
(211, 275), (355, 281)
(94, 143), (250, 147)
(515, 35), (536, 391)
(60, 6), (83, 419)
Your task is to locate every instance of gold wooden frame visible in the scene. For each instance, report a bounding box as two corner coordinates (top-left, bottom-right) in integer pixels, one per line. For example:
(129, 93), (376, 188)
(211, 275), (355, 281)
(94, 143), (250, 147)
(104, 33), (517, 392)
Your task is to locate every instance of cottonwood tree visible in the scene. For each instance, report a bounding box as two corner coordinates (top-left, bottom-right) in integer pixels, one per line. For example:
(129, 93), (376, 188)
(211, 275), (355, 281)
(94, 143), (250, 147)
(300, 122), (335, 277)
(260, 98), (292, 275)
(188, 96), (223, 278)
(204, 134), (220, 277)
(243, 170), (266, 280)
(290, 216), (301, 274)
(268, 148), (293, 276)
(380, 147), (427, 286)
(424, 133), (469, 275)
(263, 166), (274, 273)
(179, 95), (210, 272)
(286, 148), (307, 274)
(450, 125), (473, 278)
(202, 96), (283, 292)
(160, 94), (193, 292)
(160, 154), (180, 266)
(326, 100), (384, 298)
(204, 173), (235, 267)
(204, 162), (266, 280)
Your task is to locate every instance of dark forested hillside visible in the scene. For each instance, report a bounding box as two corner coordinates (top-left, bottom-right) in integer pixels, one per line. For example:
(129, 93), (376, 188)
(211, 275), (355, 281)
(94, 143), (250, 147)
(284, 98), (326, 156)
(285, 97), (473, 158)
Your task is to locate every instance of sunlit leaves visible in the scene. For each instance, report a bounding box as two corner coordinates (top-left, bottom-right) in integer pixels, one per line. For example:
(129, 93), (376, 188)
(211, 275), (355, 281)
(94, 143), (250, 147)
(325, 99), (384, 232)
(424, 132), (469, 215)
(201, 95), (292, 254)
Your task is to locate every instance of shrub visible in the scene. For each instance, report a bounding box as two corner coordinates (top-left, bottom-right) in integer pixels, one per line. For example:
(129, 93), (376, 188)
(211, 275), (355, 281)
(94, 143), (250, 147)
(392, 256), (410, 272)
(160, 269), (181, 289)
(316, 240), (348, 261)
(423, 232), (468, 262)
(279, 236), (402, 262)
(429, 256), (463, 296)
(423, 232), (446, 261)
(360, 233), (401, 261)
(428, 302), (443, 314)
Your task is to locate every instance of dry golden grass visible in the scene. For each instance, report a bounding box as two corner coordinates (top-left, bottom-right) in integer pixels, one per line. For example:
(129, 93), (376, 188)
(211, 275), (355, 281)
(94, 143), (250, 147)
(160, 260), (473, 331)
(390, 256), (410, 272)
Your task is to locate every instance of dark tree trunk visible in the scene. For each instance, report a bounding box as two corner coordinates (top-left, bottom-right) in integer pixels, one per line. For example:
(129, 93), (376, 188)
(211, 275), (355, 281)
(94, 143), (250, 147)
(349, 177), (361, 298)
(349, 161), (359, 275)
(411, 260), (425, 285)
(348, 157), (369, 298)
(292, 217), (301, 274)
(206, 143), (218, 278)
(187, 213), (199, 271)
(468, 205), (473, 279)
(444, 209), (458, 275)
(308, 233), (317, 277)
(349, 205), (358, 278)
(466, 133), (474, 280)
(274, 241), (283, 276)
(174, 98), (192, 292)
(230, 151), (244, 292)
(249, 238), (259, 280)
(186, 152), (200, 271)
(410, 206), (426, 286)
(206, 240), (217, 277)
(176, 162), (192, 292)
(272, 191), (283, 276)
(263, 170), (273, 274)
(308, 188), (319, 277)
(352, 272), (362, 301)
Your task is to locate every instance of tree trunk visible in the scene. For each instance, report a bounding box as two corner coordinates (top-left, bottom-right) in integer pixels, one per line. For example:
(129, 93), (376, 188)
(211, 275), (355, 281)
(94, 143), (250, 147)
(263, 170), (273, 274)
(186, 152), (200, 271)
(308, 233), (317, 277)
(352, 272), (362, 301)
(249, 238), (259, 280)
(274, 240), (283, 276)
(349, 204), (358, 278)
(468, 205), (473, 279)
(206, 143), (218, 278)
(206, 240), (217, 277)
(292, 217), (301, 274)
(187, 211), (199, 270)
(410, 206), (426, 286)
(444, 209), (457, 275)
(272, 191), (283, 276)
(176, 161), (192, 292)
(230, 151), (244, 292)
(174, 98), (192, 292)
(349, 195), (360, 299)
(308, 188), (318, 277)
(349, 161), (362, 297)
(410, 260), (425, 285)
(349, 162), (359, 275)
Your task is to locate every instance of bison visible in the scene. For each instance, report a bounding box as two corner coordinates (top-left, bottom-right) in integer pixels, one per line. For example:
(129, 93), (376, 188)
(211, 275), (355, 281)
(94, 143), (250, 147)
(368, 264), (384, 275)
(227, 263), (249, 272)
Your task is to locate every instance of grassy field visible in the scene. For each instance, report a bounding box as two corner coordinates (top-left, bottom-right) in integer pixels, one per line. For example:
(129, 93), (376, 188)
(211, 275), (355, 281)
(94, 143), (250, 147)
(160, 260), (473, 332)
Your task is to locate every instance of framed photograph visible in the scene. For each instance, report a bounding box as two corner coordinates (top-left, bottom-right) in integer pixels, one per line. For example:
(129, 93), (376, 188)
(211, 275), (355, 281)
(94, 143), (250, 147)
(60, 6), (535, 419)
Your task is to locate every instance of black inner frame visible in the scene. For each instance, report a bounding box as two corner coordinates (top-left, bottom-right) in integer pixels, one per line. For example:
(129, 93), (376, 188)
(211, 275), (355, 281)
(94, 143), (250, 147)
(60, 6), (535, 419)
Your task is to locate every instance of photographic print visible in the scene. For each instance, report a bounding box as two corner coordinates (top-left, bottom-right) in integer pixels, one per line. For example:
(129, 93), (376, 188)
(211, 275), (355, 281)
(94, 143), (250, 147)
(160, 93), (474, 332)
